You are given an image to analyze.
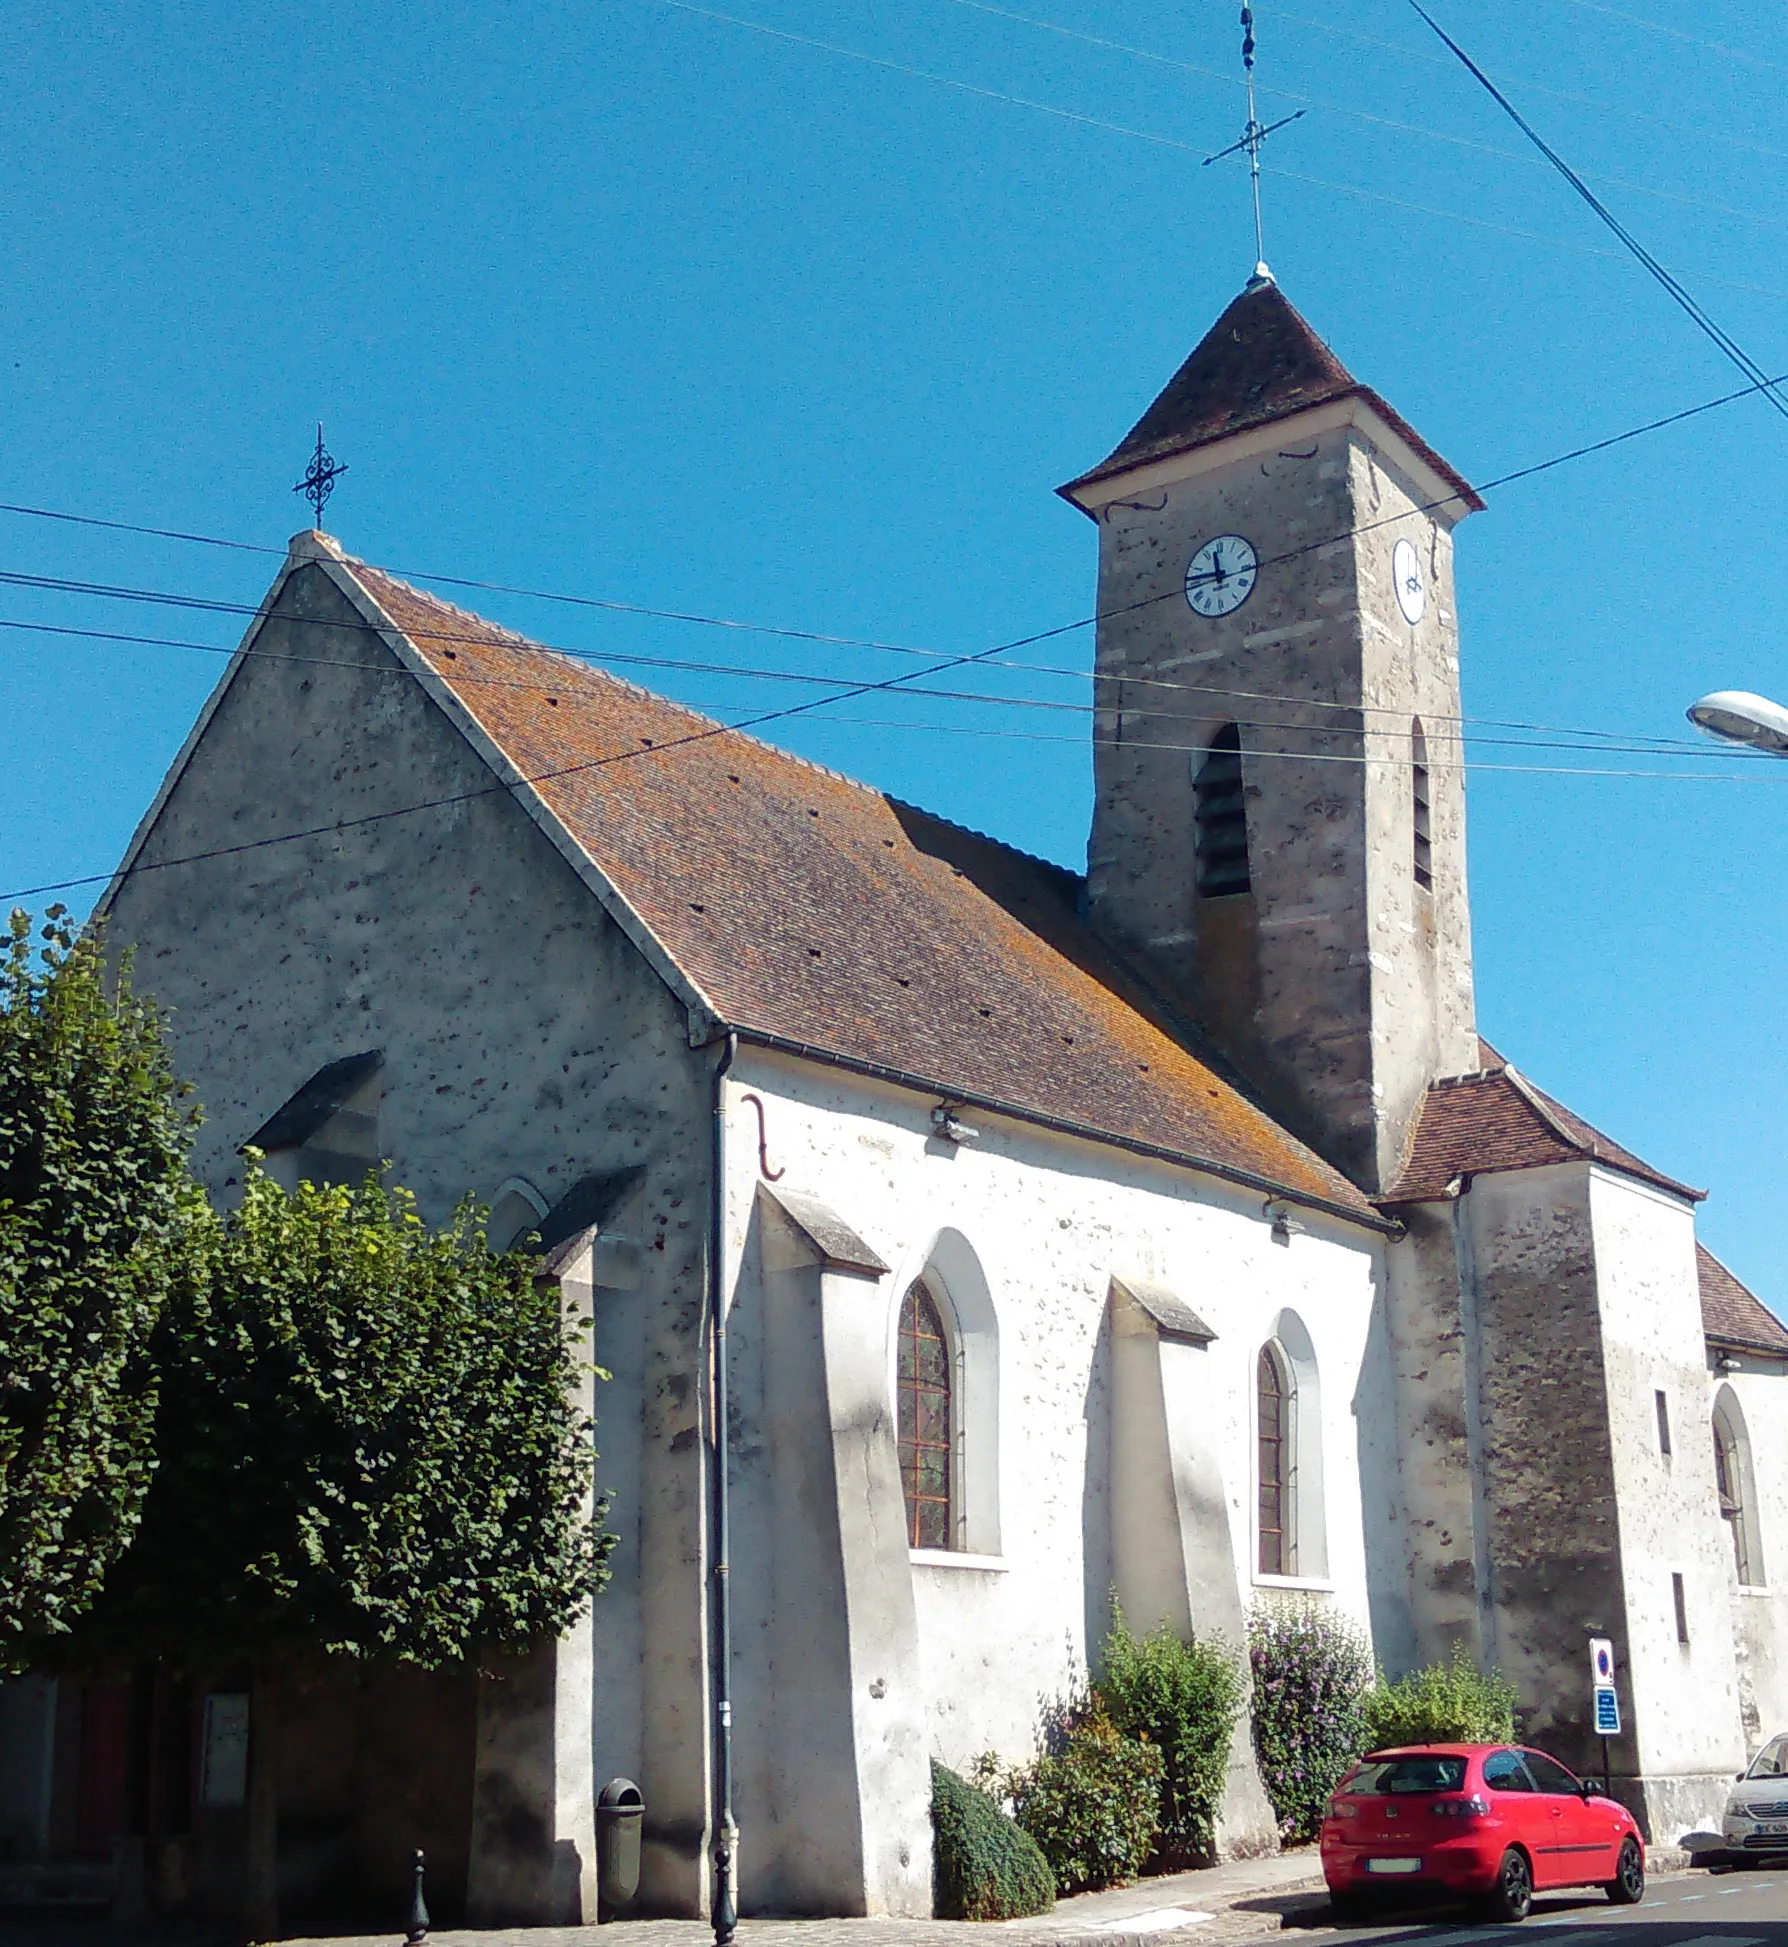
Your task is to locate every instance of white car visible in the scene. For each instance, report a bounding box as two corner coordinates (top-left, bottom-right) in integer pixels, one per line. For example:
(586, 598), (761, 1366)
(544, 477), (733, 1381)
(1719, 1733), (1788, 1865)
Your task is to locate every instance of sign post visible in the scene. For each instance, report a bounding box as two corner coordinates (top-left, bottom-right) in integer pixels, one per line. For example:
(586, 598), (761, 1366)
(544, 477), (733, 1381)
(1589, 1638), (1620, 1799)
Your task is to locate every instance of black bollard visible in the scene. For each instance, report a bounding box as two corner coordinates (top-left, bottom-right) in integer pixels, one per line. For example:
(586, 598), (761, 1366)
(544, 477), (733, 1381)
(405, 1849), (430, 1947)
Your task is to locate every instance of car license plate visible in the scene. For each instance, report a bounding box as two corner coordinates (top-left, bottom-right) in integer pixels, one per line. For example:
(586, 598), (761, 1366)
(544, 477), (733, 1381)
(1366, 1858), (1422, 1874)
(1760, 1822), (1788, 1836)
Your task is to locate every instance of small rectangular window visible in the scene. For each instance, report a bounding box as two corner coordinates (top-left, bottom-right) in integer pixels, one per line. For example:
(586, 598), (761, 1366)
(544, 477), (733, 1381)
(1673, 1571), (1690, 1644)
(1655, 1389), (1672, 1455)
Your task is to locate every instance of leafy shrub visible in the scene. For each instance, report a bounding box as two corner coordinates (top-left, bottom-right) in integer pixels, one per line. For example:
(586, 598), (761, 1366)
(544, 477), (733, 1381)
(1011, 1709), (1164, 1894)
(1249, 1602), (1373, 1842)
(1363, 1646), (1516, 1750)
(1094, 1603), (1242, 1868)
(931, 1760), (1054, 1920)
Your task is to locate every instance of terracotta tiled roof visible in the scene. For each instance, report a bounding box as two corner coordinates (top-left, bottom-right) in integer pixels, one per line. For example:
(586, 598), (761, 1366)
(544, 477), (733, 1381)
(1059, 279), (1482, 509)
(1699, 1244), (1788, 1355)
(343, 561), (1377, 1223)
(1386, 1040), (1702, 1204)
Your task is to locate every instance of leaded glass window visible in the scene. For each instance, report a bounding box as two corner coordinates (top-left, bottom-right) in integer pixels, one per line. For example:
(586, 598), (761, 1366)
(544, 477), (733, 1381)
(1258, 1345), (1289, 1576)
(898, 1281), (954, 1550)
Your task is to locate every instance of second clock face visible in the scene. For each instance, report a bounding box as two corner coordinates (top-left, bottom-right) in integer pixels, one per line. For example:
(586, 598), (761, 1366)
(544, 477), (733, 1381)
(1186, 533), (1258, 618)
(1393, 537), (1426, 625)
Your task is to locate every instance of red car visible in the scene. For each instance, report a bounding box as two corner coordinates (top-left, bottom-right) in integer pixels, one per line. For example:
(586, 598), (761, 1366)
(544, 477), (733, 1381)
(1321, 1744), (1647, 1922)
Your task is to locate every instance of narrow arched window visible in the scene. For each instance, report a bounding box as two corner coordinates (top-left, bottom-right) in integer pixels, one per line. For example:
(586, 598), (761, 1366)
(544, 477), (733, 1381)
(1714, 1390), (1763, 1587)
(1195, 724), (1251, 897)
(1257, 1344), (1292, 1576)
(898, 1280), (955, 1550)
(1412, 718), (1433, 892)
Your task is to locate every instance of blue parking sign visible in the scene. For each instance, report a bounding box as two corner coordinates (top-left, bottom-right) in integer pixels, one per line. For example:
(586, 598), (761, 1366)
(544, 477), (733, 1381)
(1594, 1684), (1621, 1735)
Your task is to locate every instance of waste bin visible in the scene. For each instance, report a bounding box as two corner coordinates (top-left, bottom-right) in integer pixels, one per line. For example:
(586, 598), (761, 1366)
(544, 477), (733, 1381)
(596, 1778), (645, 1919)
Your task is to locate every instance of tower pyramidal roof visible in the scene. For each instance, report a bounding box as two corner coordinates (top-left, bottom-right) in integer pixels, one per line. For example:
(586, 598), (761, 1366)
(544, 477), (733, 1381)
(1060, 277), (1481, 510)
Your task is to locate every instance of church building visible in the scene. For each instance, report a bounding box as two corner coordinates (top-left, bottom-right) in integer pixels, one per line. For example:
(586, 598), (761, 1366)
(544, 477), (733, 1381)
(4, 276), (1785, 1928)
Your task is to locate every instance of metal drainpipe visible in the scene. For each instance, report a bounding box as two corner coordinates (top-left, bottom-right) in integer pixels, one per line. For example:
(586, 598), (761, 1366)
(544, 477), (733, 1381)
(710, 1031), (739, 1947)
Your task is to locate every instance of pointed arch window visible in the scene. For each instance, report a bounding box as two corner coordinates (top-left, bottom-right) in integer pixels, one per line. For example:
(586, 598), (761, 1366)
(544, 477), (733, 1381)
(1412, 718), (1434, 892)
(1257, 1344), (1292, 1576)
(1195, 724), (1251, 897)
(1713, 1389), (1763, 1587)
(898, 1280), (955, 1550)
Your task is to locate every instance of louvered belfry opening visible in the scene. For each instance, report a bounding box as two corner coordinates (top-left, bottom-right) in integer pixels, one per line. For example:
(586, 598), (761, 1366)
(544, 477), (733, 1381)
(1412, 718), (1434, 892)
(1194, 723), (1251, 896)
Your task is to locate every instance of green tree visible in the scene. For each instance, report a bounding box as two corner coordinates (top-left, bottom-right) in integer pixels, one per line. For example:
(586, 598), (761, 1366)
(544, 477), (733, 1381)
(77, 1164), (612, 1670)
(1, 909), (196, 1669)
(1093, 1602), (1242, 1867)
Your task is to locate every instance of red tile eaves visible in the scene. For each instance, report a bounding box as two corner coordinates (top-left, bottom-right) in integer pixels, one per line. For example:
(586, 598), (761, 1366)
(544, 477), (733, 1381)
(345, 562), (1378, 1226)
(1699, 1244), (1788, 1356)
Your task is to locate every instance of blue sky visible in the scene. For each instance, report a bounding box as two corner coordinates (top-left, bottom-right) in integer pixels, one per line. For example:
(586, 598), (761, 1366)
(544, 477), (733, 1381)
(3, 1), (1785, 1307)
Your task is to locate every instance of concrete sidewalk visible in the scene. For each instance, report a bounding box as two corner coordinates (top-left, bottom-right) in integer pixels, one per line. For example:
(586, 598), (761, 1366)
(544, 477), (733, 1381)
(271, 1849), (1332, 1947)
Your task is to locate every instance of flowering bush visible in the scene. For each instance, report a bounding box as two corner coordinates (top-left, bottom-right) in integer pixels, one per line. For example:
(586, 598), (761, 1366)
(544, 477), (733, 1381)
(1093, 1604), (1242, 1868)
(1363, 1646), (1516, 1749)
(1248, 1602), (1372, 1841)
(1010, 1709), (1165, 1893)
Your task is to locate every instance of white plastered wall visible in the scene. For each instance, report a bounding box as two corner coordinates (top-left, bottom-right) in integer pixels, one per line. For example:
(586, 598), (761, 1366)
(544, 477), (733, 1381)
(1711, 1353), (1788, 1752)
(1590, 1168), (1748, 1832)
(716, 1044), (1384, 1841)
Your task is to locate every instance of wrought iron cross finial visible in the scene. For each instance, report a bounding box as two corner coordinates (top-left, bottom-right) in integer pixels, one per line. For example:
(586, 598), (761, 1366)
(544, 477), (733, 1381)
(294, 423), (346, 530)
(1202, 4), (1306, 283)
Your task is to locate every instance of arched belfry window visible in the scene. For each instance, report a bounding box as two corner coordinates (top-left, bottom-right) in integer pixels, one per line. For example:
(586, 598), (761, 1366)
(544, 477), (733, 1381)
(1257, 1344), (1293, 1576)
(1194, 724), (1251, 897)
(898, 1280), (955, 1550)
(1412, 719), (1434, 892)
(1713, 1387), (1764, 1587)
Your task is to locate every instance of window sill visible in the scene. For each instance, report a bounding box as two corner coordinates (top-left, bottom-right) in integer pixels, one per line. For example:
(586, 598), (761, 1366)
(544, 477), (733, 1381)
(1253, 1572), (1335, 1593)
(910, 1549), (1008, 1572)
(1736, 1583), (1772, 1597)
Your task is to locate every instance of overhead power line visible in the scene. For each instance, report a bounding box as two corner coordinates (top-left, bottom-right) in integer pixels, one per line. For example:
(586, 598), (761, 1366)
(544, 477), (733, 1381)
(2, 353), (1787, 771)
(929, 0), (1788, 236)
(0, 611), (1750, 760)
(1410, 2), (1788, 424)
(635, 0), (1788, 290)
(6, 687), (1780, 909)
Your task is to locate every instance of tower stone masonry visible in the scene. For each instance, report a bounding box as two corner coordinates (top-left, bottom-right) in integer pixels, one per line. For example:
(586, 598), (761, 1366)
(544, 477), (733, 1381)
(1061, 277), (1484, 1193)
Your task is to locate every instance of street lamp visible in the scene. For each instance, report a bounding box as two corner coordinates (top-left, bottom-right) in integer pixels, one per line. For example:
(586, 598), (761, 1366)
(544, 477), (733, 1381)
(1686, 690), (1788, 757)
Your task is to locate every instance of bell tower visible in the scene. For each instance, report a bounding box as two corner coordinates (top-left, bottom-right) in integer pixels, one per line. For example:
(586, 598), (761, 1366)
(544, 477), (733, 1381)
(1060, 277), (1483, 1194)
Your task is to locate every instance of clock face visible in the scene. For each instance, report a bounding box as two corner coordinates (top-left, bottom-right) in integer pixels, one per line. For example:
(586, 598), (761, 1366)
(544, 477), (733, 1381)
(1393, 537), (1426, 625)
(1185, 533), (1259, 618)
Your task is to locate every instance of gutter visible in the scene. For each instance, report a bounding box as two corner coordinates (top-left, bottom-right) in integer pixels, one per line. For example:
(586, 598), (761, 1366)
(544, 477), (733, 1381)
(727, 1026), (1396, 1238)
(708, 1031), (738, 1947)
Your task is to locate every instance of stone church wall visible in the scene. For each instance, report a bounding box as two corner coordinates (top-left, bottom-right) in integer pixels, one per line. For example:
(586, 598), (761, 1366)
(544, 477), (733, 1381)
(100, 560), (720, 1920)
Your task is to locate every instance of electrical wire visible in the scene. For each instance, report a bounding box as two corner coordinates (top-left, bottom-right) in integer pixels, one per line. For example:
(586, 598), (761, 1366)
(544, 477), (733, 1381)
(1271, 5), (1788, 161)
(0, 612), (1748, 759)
(636, 0), (1788, 289)
(1551, 0), (1788, 77)
(1410, 2), (1788, 424)
(7, 695), (1779, 910)
(3, 355), (1786, 761)
(929, 0), (1788, 237)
